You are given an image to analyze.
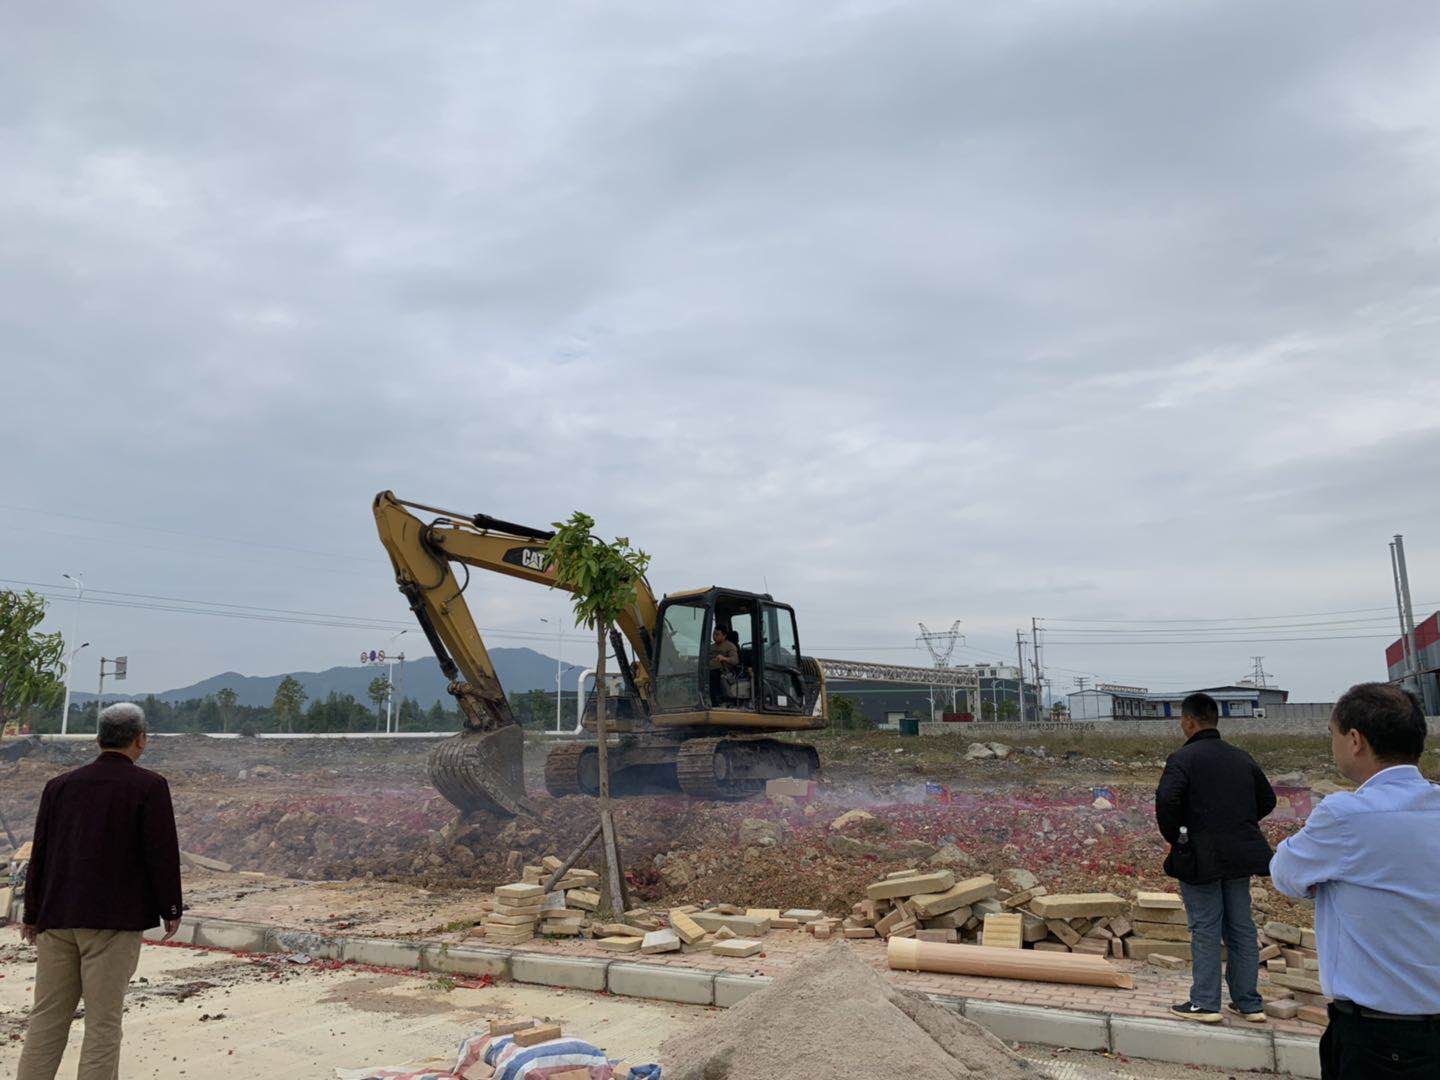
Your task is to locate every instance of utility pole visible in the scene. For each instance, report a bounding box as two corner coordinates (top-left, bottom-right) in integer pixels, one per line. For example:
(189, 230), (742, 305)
(1015, 630), (1028, 724)
(1073, 675), (1089, 691)
(60, 572), (84, 733)
(1032, 617), (1045, 718)
(1390, 535), (1435, 713)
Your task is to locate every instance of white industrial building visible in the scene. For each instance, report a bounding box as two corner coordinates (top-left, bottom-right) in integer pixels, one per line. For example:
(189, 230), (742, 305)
(1068, 682), (1290, 722)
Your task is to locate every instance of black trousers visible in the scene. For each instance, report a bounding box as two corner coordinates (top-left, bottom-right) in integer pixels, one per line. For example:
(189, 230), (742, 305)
(1321, 1004), (1440, 1078)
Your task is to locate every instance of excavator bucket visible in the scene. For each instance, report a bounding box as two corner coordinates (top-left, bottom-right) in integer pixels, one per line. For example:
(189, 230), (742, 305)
(427, 724), (532, 817)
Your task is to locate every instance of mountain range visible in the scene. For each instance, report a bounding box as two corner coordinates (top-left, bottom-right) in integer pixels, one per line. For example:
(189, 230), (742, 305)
(72, 648), (585, 710)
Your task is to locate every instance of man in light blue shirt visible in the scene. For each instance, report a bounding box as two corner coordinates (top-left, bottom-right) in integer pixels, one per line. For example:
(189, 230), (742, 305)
(1271, 682), (1440, 1078)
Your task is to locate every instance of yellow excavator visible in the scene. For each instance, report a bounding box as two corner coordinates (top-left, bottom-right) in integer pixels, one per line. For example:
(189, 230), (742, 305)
(373, 492), (827, 816)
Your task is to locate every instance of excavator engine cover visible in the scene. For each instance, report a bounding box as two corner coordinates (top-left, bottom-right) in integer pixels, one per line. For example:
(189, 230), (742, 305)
(428, 724), (530, 817)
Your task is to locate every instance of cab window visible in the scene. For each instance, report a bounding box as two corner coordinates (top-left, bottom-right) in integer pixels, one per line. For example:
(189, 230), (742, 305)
(655, 602), (706, 710)
(760, 604), (802, 711)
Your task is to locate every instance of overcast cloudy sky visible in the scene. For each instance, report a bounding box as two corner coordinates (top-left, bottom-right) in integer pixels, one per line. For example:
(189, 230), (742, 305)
(4, 1), (1439, 704)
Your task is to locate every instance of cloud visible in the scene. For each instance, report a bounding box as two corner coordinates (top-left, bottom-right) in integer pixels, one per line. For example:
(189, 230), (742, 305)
(3, 1), (1439, 700)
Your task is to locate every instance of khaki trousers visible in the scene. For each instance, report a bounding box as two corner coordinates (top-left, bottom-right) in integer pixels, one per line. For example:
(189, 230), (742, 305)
(16, 929), (143, 1080)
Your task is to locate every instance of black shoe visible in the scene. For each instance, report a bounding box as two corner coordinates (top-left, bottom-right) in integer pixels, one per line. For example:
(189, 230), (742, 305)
(1170, 1001), (1222, 1024)
(1226, 1003), (1267, 1023)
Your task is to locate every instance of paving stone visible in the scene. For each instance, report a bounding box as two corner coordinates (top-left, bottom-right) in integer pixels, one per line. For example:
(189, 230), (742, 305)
(711, 938), (763, 957)
(640, 929), (681, 954)
(607, 961), (715, 1005)
(866, 869), (955, 901)
(981, 913), (1022, 949)
(1134, 891), (1183, 909)
(910, 875), (996, 917)
(495, 882), (545, 903)
(1131, 920), (1191, 942)
(1030, 893), (1127, 919)
(689, 911), (769, 936)
(514, 1024), (562, 1047)
(1270, 971), (1324, 995)
(1263, 921), (1304, 945)
(1146, 953), (1187, 970)
(668, 909), (707, 945)
(1264, 999), (1300, 1019)
(598, 936), (643, 953)
(1130, 905), (1187, 926)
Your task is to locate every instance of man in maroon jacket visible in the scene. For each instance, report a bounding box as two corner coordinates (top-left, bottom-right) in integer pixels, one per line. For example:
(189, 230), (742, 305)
(17, 702), (183, 1080)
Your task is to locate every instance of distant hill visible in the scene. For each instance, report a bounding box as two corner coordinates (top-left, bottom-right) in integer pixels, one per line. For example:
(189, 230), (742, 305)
(73, 648), (584, 710)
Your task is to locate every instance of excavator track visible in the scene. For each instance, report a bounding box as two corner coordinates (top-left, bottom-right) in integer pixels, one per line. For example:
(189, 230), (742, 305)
(543, 741), (594, 797)
(676, 737), (819, 800)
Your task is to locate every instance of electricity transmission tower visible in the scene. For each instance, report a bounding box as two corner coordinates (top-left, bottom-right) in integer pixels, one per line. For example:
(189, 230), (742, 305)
(1246, 656), (1272, 688)
(917, 621), (964, 719)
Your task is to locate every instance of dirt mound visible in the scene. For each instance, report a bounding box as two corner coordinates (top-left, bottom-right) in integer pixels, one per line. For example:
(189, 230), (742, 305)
(659, 940), (1038, 1080)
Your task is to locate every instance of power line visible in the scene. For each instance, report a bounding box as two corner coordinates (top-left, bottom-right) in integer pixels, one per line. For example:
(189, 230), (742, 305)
(1042, 601), (1439, 625)
(1044, 633), (1395, 645)
(0, 503), (376, 563)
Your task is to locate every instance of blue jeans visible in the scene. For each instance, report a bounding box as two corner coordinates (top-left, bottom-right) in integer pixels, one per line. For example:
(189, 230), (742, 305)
(1179, 877), (1263, 1013)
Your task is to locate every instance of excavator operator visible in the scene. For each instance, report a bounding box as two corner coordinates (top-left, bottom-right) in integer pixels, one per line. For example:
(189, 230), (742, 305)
(709, 624), (740, 705)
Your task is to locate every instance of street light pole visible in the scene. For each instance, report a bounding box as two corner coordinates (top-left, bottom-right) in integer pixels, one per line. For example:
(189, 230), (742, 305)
(541, 617), (566, 733)
(60, 572), (84, 734)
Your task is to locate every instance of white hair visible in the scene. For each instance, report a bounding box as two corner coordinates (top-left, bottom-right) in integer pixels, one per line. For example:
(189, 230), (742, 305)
(98, 702), (147, 748)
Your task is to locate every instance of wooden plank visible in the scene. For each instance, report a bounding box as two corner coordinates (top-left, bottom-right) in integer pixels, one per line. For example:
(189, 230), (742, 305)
(888, 937), (1133, 989)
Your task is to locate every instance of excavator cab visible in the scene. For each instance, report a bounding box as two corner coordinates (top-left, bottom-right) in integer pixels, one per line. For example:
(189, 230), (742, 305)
(653, 589), (806, 715)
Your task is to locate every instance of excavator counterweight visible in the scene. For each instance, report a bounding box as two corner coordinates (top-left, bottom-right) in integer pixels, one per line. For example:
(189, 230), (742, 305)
(373, 491), (827, 816)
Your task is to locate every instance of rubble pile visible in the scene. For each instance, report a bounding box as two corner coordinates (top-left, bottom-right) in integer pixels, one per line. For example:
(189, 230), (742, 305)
(658, 939), (1036, 1080)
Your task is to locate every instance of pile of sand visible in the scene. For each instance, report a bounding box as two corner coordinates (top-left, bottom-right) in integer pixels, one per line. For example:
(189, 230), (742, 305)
(659, 940), (1039, 1079)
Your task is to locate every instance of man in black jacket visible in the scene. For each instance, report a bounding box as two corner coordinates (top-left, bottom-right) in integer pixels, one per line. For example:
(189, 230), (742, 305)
(1155, 692), (1276, 1024)
(17, 702), (183, 1080)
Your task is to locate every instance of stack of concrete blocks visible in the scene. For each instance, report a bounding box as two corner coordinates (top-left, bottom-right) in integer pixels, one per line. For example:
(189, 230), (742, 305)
(842, 869), (1001, 945)
(484, 882), (545, 945)
(1257, 920), (1327, 1026)
(1022, 892), (1131, 956)
(518, 855), (602, 939)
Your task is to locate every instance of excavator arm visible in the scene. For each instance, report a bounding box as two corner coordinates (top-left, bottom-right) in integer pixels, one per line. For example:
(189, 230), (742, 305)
(372, 491), (660, 816)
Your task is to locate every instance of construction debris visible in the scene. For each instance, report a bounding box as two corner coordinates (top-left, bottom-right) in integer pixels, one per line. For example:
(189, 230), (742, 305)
(890, 937), (1134, 989)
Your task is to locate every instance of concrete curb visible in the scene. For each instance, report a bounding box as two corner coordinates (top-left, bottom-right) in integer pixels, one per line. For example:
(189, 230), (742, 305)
(153, 916), (1321, 1078)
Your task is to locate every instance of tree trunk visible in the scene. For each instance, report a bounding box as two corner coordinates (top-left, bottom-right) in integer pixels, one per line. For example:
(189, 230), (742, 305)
(595, 622), (609, 803)
(594, 621), (627, 914)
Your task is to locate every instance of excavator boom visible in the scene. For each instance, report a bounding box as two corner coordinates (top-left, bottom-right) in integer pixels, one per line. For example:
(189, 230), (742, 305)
(372, 491), (659, 815)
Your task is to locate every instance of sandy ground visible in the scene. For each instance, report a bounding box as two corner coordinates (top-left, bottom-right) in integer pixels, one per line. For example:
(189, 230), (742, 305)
(0, 938), (701, 1077)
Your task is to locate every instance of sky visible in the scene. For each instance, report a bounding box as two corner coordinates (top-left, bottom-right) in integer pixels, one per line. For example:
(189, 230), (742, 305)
(4, 1), (1440, 704)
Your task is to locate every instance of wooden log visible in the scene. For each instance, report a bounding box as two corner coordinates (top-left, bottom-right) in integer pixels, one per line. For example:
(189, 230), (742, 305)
(888, 937), (1134, 990)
